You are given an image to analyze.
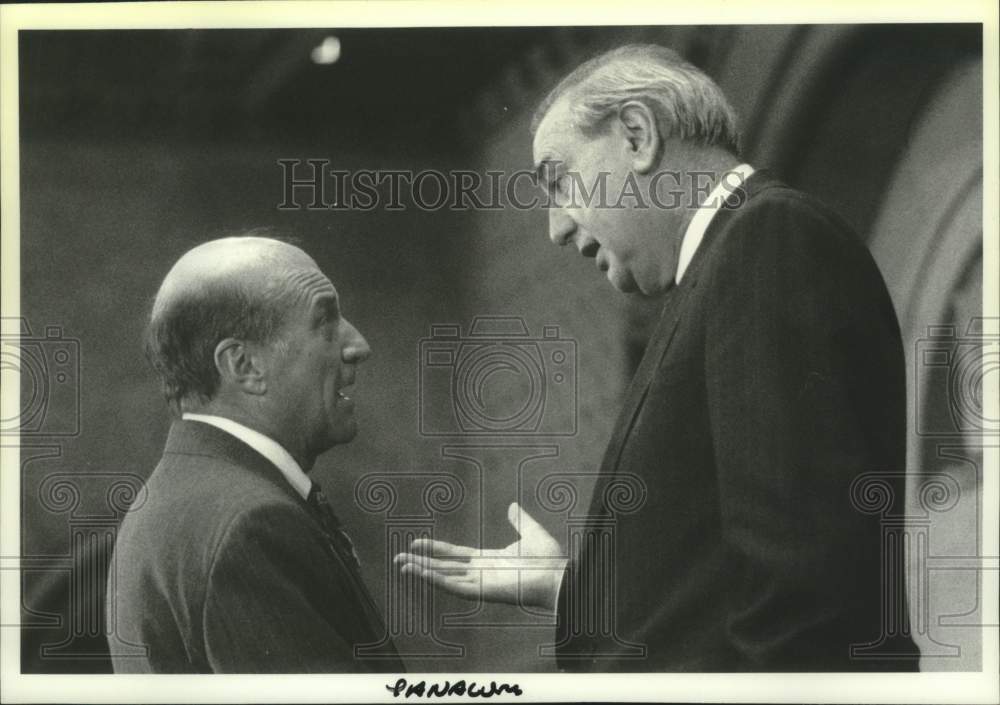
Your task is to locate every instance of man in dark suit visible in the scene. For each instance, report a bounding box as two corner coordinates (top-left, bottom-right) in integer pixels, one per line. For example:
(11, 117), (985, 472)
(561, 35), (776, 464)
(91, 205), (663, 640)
(396, 44), (919, 671)
(108, 235), (402, 672)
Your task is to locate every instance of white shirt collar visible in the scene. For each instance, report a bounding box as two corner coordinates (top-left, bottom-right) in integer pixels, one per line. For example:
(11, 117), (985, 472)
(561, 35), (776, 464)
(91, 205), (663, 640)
(676, 163), (755, 284)
(181, 413), (312, 500)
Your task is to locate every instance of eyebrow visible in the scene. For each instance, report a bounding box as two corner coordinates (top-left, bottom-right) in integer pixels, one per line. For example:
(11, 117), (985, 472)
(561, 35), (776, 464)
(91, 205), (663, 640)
(534, 158), (563, 188)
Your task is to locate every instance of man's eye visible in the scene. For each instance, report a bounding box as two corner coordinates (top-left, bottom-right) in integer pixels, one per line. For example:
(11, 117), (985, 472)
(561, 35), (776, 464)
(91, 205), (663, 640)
(314, 314), (335, 333)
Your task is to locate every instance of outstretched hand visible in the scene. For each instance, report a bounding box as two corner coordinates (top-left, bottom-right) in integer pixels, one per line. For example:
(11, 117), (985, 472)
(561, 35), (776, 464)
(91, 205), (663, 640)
(393, 502), (566, 611)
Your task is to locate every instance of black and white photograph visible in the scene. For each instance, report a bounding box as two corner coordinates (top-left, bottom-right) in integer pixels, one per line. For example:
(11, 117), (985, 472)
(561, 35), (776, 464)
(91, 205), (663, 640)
(1, 1), (997, 702)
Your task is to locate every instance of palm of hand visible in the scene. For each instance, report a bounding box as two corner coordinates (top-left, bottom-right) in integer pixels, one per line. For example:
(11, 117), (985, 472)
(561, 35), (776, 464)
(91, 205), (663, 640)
(393, 502), (566, 611)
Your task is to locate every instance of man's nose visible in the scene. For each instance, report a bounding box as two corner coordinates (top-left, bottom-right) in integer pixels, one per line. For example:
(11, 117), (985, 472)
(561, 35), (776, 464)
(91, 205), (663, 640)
(548, 207), (577, 246)
(341, 319), (371, 363)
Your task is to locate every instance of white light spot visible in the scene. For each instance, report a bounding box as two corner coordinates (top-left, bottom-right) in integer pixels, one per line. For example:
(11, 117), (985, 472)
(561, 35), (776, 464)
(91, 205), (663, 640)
(311, 36), (342, 65)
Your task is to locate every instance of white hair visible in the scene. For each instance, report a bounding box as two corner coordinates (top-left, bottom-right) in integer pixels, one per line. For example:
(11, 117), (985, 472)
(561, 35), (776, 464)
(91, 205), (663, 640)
(531, 44), (741, 156)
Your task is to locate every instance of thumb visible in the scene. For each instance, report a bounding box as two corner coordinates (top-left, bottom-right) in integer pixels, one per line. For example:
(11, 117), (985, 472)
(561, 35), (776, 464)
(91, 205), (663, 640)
(507, 502), (546, 538)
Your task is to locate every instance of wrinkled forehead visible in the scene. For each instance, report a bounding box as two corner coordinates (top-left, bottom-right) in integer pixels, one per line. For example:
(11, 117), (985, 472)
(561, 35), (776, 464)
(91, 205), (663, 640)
(284, 265), (338, 309)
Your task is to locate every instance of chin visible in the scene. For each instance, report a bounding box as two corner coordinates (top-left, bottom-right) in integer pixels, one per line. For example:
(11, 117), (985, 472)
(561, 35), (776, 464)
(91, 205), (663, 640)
(329, 422), (358, 445)
(608, 268), (639, 293)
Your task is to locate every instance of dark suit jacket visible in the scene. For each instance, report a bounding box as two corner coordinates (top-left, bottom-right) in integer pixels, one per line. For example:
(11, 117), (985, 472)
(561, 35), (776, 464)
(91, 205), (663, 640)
(107, 420), (402, 673)
(554, 171), (919, 672)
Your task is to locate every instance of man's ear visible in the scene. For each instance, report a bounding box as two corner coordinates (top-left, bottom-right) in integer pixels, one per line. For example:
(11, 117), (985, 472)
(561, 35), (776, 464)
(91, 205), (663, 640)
(617, 100), (660, 174)
(214, 338), (267, 395)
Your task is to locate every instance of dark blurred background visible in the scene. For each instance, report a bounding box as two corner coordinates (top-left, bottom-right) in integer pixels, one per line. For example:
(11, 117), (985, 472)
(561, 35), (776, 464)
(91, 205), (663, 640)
(16, 25), (984, 673)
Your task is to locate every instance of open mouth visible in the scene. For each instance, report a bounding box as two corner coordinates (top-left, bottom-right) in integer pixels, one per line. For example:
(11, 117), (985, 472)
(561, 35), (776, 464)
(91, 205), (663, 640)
(336, 380), (354, 403)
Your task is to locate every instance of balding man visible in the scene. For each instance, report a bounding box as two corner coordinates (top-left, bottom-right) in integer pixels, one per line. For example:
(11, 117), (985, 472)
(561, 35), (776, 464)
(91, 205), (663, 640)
(108, 236), (402, 673)
(398, 45), (919, 671)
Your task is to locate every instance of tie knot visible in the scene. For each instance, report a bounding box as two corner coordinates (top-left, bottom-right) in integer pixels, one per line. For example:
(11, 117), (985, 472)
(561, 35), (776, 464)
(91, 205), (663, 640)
(307, 481), (325, 506)
(307, 482), (339, 523)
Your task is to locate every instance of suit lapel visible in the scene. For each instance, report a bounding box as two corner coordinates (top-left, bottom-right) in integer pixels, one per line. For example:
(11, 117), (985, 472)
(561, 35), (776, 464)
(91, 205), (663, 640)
(598, 282), (692, 478)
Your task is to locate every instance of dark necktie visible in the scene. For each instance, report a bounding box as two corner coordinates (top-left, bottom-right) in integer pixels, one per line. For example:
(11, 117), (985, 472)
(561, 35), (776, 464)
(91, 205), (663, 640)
(307, 482), (361, 569)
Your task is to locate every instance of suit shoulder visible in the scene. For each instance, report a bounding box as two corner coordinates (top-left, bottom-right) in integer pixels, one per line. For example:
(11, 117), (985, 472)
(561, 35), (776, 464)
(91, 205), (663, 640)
(731, 184), (860, 246)
(116, 453), (310, 573)
(701, 182), (899, 337)
(707, 183), (872, 282)
(153, 451), (301, 511)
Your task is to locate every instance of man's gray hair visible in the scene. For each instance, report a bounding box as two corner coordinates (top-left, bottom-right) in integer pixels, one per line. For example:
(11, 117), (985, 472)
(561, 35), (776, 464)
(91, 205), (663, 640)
(530, 44), (741, 156)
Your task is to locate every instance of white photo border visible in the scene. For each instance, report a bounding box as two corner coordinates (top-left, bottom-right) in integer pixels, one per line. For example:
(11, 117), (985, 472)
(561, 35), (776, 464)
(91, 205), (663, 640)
(1, 1), (997, 702)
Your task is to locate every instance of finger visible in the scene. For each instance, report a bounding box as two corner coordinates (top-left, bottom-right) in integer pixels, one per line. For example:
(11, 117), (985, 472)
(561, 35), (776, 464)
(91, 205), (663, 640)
(393, 553), (470, 574)
(507, 502), (548, 538)
(400, 564), (481, 600)
(409, 538), (478, 558)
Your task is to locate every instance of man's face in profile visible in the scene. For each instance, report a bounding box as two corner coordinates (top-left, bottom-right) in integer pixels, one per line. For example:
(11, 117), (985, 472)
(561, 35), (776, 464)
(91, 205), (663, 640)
(533, 96), (673, 295)
(263, 260), (370, 456)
